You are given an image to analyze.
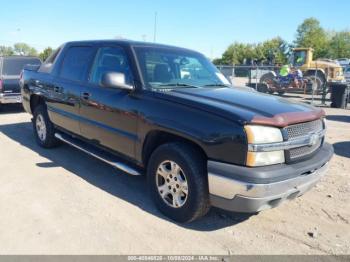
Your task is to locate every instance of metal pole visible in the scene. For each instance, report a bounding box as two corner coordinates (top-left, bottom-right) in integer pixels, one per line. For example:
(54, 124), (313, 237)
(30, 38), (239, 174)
(312, 61), (317, 105)
(321, 65), (328, 105)
(232, 64), (235, 87)
(153, 12), (157, 43)
(255, 66), (258, 90)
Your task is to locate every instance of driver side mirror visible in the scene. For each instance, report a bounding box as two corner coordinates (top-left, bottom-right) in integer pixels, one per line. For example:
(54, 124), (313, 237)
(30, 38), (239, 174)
(101, 72), (134, 91)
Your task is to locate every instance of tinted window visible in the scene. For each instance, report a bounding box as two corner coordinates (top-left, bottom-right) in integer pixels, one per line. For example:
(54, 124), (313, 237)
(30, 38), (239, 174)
(60, 46), (95, 82)
(2, 58), (41, 75)
(45, 47), (60, 64)
(90, 47), (133, 85)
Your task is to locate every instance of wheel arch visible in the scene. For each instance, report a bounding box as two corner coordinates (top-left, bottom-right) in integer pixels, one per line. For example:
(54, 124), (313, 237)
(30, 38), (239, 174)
(30, 95), (46, 114)
(142, 130), (207, 169)
(259, 71), (277, 83)
(304, 69), (327, 82)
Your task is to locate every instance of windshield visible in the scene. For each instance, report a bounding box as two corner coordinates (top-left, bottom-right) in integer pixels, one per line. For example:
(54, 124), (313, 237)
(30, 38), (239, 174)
(292, 51), (307, 67)
(134, 46), (230, 89)
(2, 58), (41, 76)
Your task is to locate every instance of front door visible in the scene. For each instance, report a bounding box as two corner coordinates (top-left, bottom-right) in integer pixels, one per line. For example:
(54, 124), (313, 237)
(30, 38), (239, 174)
(79, 46), (137, 159)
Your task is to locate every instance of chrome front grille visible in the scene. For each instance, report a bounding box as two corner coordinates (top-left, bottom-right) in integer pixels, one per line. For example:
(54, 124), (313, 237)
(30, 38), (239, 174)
(284, 119), (324, 161)
(288, 139), (322, 160)
(285, 119), (323, 140)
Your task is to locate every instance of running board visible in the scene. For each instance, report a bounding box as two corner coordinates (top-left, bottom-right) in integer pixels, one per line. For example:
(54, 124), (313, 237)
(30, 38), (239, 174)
(54, 133), (142, 176)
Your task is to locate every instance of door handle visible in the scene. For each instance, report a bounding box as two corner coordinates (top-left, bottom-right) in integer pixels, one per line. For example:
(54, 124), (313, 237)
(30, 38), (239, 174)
(82, 92), (91, 100)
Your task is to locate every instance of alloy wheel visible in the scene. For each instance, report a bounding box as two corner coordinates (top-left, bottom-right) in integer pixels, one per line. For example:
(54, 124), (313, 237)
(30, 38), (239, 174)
(156, 160), (188, 208)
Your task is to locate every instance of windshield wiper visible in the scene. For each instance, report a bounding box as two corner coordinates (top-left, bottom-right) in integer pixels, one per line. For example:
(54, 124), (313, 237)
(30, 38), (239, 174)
(157, 83), (202, 88)
(203, 83), (231, 87)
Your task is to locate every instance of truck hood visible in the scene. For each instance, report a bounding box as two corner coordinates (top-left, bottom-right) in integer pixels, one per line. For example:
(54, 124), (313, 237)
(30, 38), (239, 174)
(155, 87), (324, 127)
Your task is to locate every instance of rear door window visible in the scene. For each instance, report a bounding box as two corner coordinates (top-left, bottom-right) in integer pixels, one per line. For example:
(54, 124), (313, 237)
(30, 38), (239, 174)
(2, 58), (41, 76)
(59, 46), (95, 82)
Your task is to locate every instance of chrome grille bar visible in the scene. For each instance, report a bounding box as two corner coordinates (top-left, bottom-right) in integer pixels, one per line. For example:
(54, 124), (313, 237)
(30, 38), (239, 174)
(248, 129), (325, 152)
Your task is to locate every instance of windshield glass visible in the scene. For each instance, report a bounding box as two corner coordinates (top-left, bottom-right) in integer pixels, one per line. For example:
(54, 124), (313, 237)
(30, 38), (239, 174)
(293, 51), (307, 67)
(3, 58), (41, 76)
(134, 46), (230, 89)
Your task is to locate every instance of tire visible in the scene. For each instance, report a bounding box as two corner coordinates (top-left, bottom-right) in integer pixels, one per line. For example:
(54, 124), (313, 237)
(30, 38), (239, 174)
(260, 72), (275, 94)
(304, 72), (325, 93)
(33, 104), (59, 148)
(147, 142), (210, 223)
(257, 84), (268, 93)
(277, 90), (286, 95)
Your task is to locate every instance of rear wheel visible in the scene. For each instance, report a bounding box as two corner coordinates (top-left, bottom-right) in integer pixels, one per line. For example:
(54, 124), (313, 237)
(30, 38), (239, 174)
(147, 143), (210, 223)
(33, 105), (59, 148)
(304, 72), (325, 93)
(260, 72), (275, 94)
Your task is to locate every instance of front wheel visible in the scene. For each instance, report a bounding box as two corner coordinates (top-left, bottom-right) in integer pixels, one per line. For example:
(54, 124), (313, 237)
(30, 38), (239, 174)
(147, 143), (210, 223)
(33, 105), (60, 148)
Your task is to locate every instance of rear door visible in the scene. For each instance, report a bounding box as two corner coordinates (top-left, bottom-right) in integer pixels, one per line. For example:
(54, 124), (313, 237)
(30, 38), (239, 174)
(1, 57), (41, 94)
(79, 45), (137, 158)
(46, 46), (96, 135)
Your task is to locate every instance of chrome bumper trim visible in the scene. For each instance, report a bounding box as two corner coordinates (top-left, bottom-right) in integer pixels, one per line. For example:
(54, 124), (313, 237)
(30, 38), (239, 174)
(208, 162), (328, 200)
(0, 93), (22, 104)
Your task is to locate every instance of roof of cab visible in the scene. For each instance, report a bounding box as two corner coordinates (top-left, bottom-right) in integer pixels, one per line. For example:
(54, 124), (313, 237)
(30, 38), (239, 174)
(0, 55), (40, 59)
(63, 39), (200, 53)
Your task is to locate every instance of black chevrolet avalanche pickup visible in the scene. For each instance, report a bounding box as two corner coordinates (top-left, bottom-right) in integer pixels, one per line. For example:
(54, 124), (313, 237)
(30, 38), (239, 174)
(20, 40), (333, 222)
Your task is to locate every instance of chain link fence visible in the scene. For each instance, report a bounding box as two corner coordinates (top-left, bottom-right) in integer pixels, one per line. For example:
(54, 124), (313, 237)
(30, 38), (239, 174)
(217, 65), (349, 109)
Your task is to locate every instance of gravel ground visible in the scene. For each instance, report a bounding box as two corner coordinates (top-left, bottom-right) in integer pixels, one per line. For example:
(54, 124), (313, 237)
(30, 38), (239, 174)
(0, 101), (349, 255)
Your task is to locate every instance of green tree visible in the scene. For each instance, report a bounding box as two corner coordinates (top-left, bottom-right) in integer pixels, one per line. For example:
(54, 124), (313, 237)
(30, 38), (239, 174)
(39, 47), (53, 61)
(294, 18), (329, 59)
(214, 37), (289, 65)
(0, 46), (14, 56)
(328, 31), (350, 59)
(219, 42), (255, 65)
(255, 37), (290, 64)
(13, 43), (38, 56)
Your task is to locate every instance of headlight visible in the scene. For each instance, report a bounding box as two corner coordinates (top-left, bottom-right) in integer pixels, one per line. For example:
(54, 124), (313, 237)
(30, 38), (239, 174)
(245, 125), (283, 144)
(245, 125), (285, 167)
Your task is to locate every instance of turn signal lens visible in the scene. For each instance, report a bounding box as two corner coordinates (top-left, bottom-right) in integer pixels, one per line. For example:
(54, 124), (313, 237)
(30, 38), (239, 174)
(247, 151), (285, 167)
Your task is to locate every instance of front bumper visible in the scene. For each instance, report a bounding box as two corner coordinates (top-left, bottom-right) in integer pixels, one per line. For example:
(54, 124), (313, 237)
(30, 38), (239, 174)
(208, 143), (334, 213)
(0, 93), (22, 104)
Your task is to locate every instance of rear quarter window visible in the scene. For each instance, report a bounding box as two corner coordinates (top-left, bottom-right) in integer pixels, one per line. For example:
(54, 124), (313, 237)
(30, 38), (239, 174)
(59, 46), (95, 82)
(2, 58), (41, 76)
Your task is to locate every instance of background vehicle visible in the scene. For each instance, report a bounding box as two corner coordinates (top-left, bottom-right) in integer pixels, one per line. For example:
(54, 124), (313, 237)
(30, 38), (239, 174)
(0, 56), (41, 106)
(259, 67), (307, 95)
(336, 58), (350, 68)
(292, 48), (344, 90)
(21, 40), (333, 223)
(260, 48), (344, 93)
(344, 66), (350, 82)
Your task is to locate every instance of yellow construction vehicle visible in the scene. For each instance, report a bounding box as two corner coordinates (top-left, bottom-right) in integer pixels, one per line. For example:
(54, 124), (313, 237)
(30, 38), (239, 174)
(291, 48), (344, 90)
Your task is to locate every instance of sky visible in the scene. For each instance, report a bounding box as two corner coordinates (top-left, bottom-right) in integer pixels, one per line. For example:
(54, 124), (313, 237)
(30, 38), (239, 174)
(0, 0), (349, 58)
